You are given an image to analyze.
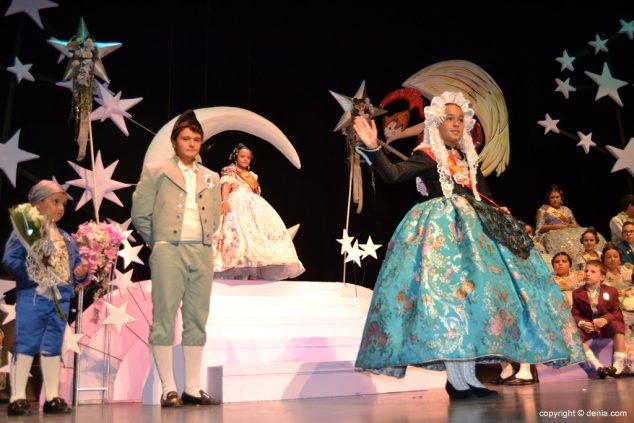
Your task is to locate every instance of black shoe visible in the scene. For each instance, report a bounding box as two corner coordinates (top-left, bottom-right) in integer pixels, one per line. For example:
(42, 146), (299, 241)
(491, 371), (517, 385)
(597, 367), (610, 379)
(503, 376), (535, 386)
(604, 366), (619, 378)
(444, 382), (477, 400)
(43, 397), (72, 414)
(468, 385), (499, 398)
(181, 390), (221, 406)
(160, 391), (184, 408)
(8, 399), (31, 416)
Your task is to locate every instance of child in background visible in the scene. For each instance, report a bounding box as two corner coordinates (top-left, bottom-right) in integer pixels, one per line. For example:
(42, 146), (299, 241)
(552, 252), (582, 308)
(571, 260), (626, 378)
(2, 180), (87, 415)
(573, 228), (601, 271)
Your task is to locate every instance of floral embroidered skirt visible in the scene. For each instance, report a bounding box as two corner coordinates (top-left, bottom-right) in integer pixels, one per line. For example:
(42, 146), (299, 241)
(355, 194), (585, 378)
(212, 189), (304, 280)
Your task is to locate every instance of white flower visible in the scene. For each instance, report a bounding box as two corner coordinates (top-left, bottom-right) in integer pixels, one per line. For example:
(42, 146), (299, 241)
(203, 174), (215, 189)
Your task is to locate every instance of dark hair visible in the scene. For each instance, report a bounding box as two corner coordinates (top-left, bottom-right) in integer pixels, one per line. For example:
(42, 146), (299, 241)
(623, 221), (634, 231)
(585, 259), (607, 276)
(580, 227), (598, 243)
(551, 251), (572, 266)
(229, 143), (253, 164)
(170, 109), (203, 143)
(546, 184), (564, 202)
(601, 242), (621, 262)
(620, 194), (634, 212)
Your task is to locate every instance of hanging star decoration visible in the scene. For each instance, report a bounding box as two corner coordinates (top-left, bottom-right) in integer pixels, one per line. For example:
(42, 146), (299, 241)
(102, 301), (137, 334)
(554, 78), (576, 99)
(7, 56), (35, 83)
(111, 268), (139, 293)
(537, 114), (560, 134)
(606, 138), (634, 177)
(555, 50), (575, 72)
(576, 132), (596, 155)
(584, 62), (628, 107)
(330, 81), (387, 214)
(107, 217), (136, 242)
(48, 18), (122, 160)
(359, 236), (382, 259)
(0, 130), (40, 187)
(619, 19), (634, 40)
(66, 150), (132, 213)
(118, 239), (144, 269)
(588, 34), (609, 54)
(4, 0), (58, 29)
(91, 82), (143, 136)
(62, 323), (85, 354)
(336, 228), (355, 254)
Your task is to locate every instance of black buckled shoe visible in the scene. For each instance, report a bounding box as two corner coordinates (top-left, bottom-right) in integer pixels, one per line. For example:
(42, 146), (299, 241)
(490, 371), (517, 385)
(160, 391), (184, 408)
(597, 367), (611, 379)
(468, 385), (499, 398)
(181, 390), (221, 406)
(43, 397), (72, 414)
(503, 376), (535, 386)
(8, 399), (31, 416)
(444, 382), (478, 400)
(604, 366), (619, 378)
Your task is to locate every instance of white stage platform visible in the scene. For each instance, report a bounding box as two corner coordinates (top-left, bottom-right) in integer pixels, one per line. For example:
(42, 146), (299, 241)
(141, 279), (443, 404)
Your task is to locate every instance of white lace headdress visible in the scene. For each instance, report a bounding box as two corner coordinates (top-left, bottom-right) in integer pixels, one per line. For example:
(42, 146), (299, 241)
(421, 91), (481, 200)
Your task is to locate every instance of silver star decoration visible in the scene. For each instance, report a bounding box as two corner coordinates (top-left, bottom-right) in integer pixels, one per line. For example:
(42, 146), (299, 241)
(7, 56), (35, 83)
(620, 19), (634, 40)
(584, 62), (628, 107)
(606, 138), (634, 177)
(555, 50), (575, 72)
(359, 236), (382, 259)
(344, 241), (364, 267)
(118, 239), (144, 269)
(91, 83), (143, 136)
(537, 113), (560, 134)
(329, 81), (386, 132)
(107, 217), (136, 242)
(47, 18), (122, 83)
(554, 78), (576, 99)
(336, 228), (355, 255)
(62, 323), (85, 354)
(102, 301), (137, 334)
(576, 132), (596, 155)
(588, 34), (609, 54)
(0, 130), (39, 187)
(4, 0), (57, 29)
(111, 268), (139, 293)
(66, 150), (132, 213)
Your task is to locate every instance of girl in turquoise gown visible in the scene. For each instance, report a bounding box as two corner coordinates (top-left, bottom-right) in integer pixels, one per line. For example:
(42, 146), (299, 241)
(352, 91), (584, 399)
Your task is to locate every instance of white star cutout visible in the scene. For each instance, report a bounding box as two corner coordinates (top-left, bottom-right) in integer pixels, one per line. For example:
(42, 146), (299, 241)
(111, 268), (139, 293)
(344, 241), (364, 267)
(117, 239), (144, 269)
(7, 56), (34, 83)
(336, 228), (355, 254)
(620, 19), (634, 40)
(91, 83), (143, 136)
(66, 150), (132, 213)
(554, 78), (576, 99)
(0, 279), (16, 301)
(606, 138), (634, 177)
(0, 303), (16, 324)
(0, 130), (39, 187)
(576, 132), (596, 155)
(584, 62), (628, 107)
(107, 217), (136, 242)
(102, 301), (137, 334)
(359, 236), (383, 259)
(4, 0), (58, 29)
(62, 324), (85, 354)
(588, 34), (609, 54)
(537, 113), (560, 134)
(555, 50), (575, 72)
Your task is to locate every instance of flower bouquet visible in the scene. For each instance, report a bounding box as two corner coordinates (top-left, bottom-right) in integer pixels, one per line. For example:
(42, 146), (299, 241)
(621, 294), (634, 313)
(72, 221), (126, 301)
(8, 203), (69, 320)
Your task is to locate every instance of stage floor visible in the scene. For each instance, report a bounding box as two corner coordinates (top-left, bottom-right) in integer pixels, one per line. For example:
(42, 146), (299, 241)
(1, 378), (631, 422)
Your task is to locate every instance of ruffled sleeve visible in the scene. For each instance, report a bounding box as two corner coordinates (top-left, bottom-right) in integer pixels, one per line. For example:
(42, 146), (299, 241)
(220, 166), (238, 185)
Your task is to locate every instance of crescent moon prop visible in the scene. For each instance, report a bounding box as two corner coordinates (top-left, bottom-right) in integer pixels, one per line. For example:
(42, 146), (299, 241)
(403, 60), (510, 177)
(144, 106), (301, 169)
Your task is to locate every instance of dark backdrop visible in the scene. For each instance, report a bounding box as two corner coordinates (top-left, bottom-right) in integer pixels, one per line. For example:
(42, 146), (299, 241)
(1, 1), (633, 291)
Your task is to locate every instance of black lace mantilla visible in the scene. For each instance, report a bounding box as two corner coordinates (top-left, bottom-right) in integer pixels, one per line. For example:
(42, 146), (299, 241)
(465, 195), (533, 260)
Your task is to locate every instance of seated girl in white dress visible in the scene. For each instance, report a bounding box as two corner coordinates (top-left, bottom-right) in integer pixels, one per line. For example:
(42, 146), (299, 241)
(212, 143), (305, 280)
